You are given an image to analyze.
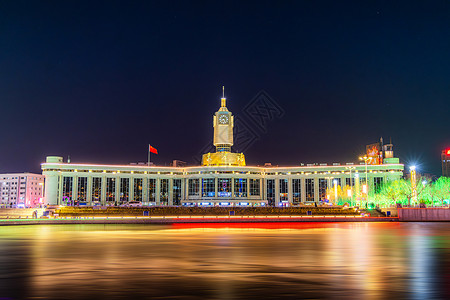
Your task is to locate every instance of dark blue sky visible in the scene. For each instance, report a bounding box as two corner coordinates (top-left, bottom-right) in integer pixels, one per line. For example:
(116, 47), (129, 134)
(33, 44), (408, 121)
(1, 0), (449, 175)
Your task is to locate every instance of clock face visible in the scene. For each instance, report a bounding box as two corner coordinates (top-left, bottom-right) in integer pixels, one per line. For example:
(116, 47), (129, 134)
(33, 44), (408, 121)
(218, 114), (229, 124)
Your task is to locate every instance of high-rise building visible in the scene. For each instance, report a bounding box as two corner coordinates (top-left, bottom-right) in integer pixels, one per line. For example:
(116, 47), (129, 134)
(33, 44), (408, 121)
(442, 148), (450, 177)
(0, 173), (45, 208)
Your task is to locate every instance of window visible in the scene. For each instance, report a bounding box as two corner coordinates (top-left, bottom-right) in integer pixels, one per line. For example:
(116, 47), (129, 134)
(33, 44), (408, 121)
(77, 177), (88, 201)
(106, 178), (115, 203)
(173, 179), (182, 205)
(234, 178), (247, 197)
(345, 178), (355, 187)
(134, 178), (143, 202)
(148, 179), (156, 202)
(333, 178), (341, 187)
(62, 177), (73, 203)
(306, 178), (314, 202)
(188, 179), (200, 196)
(218, 178), (231, 197)
(374, 177), (383, 193)
(92, 177), (102, 202)
(160, 179), (169, 204)
(266, 179), (275, 206)
(202, 178), (215, 197)
(292, 179), (301, 203)
(319, 178), (327, 200)
(279, 179), (288, 201)
(249, 179), (260, 196)
(120, 178), (130, 203)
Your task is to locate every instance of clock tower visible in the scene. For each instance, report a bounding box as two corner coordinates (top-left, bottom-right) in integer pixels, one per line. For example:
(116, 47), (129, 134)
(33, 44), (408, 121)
(213, 87), (234, 152)
(201, 87), (246, 166)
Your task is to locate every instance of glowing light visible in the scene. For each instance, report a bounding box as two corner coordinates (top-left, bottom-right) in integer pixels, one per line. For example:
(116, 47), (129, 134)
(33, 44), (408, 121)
(447, 149), (450, 155)
(410, 166), (416, 171)
(362, 184), (367, 194)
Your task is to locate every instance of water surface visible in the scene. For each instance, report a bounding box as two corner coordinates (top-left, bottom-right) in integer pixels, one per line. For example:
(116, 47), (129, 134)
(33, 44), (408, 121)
(0, 222), (449, 299)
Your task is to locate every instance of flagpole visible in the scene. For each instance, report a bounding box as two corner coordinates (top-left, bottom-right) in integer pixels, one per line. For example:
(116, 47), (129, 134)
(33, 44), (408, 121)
(148, 144), (150, 167)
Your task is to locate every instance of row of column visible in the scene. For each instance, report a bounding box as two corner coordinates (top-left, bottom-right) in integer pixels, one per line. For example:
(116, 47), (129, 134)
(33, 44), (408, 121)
(56, 176), (185, 206)
(44, 173), (384, 206)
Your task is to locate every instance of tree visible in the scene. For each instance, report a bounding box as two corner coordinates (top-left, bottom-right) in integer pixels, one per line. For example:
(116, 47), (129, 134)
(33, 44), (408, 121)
(397, 175), (430, 206)
(378, 180), (404, 206)
(430, 177), (450, 206)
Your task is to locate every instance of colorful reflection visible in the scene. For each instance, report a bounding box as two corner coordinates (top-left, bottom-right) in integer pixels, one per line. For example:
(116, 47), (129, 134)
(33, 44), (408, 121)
(0, 222), (449, 299)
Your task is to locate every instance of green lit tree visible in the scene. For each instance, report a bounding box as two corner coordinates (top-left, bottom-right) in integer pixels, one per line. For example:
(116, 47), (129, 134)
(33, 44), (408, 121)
(430, 177), (450, 206)
(398, 175), (430, 206)
(378, 180), (405, 206)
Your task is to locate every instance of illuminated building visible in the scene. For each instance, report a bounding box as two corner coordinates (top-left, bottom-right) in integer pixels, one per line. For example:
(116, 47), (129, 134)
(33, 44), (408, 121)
(442, 148), (450, 177)
(0, 173), (45, 208)
(41, 90), (404, 206)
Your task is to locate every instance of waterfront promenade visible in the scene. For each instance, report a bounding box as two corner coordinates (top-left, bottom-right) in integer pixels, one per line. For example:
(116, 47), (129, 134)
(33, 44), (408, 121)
(1, 206), (448, 225)
(0, 206), (399, 225)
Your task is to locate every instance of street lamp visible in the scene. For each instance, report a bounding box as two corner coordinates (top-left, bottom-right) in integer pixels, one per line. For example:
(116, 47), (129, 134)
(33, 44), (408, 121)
(355, 173), (360, 206)
(410, 166), (417, 206)
(333, 179), (338, 203)
(359, 156), (371, 207)
(345, 166), (356, 206)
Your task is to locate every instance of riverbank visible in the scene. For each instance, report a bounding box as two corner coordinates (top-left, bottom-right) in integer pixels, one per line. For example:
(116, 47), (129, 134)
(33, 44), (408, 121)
(0, 215), (399, 226)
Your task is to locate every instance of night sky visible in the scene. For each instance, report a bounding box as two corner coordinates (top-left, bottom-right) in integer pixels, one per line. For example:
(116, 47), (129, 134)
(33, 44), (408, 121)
(1, 1), (449, 175)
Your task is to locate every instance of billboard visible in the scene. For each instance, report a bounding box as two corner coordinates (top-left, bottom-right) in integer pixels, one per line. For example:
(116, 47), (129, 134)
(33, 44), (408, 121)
(366, 143), (382, 165)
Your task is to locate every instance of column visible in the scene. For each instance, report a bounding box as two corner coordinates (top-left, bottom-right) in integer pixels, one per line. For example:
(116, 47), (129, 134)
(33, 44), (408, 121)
(58, 174), (63, 205)
(231, 177), (235, 199)
(214, 177), (218, 199)
(87, 176), (93, 205)
(72, 175), (78, 201)
(115, 176), (120, 205)
(301, 178), (306, 203)
(156, 178), (161, 205)
(288, 177), (293, 205)
(275, 178), (280, 206)
(314, 177), (319, 203)
(168, 179), (174, 206)
(142, 177), (148, 204)
(101, 176), (107, 205)
(259, 178), (264, 202)
(181, 178), (186, 202)
(129, 177), (134, 202)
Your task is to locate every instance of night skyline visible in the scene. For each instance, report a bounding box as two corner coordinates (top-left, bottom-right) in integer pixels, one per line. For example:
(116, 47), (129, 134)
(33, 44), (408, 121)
(1, 1), (450, 175)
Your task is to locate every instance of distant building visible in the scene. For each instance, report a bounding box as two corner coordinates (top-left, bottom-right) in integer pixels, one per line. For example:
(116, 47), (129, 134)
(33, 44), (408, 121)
(442, 149), (450, 177)
(41, 89), (404, 207)
(0, 173), (45, 208)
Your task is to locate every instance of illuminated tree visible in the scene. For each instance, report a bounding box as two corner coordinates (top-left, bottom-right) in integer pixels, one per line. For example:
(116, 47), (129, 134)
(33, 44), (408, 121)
(378, 180), (404, 205)
(430, 177), (450, 206)
(398, 175), (430, 206)
(326, 185), (353, 205)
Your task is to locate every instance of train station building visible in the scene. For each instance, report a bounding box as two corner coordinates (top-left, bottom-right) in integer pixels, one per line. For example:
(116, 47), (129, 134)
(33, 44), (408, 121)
(42, 91), (404, 206)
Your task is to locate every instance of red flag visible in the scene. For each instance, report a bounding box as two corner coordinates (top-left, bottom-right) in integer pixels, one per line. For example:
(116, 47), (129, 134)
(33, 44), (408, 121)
(149, 145), (158, 154)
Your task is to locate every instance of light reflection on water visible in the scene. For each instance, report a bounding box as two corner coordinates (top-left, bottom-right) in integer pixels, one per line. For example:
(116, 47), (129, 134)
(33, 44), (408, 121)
(0, 222), (449, 299)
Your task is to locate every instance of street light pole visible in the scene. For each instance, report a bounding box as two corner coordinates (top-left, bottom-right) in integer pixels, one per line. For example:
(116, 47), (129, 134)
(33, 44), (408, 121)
(410, 166), (417, 206)
(359, 156), (370, 207)
(345, 166), (356, 206)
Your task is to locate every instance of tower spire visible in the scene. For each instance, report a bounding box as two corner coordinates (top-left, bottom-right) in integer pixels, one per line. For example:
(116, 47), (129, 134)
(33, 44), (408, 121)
(221, 86), (226, 107)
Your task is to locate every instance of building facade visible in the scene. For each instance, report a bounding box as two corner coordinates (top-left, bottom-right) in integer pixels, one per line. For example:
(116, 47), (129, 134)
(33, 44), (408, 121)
(41, 91), (404, 206)
(442, 148), (450, 177)
(0, 173), (45, 208)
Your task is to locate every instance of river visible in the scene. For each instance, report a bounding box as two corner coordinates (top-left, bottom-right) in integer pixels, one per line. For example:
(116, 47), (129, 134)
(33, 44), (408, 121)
(0, 222), (449, 299)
